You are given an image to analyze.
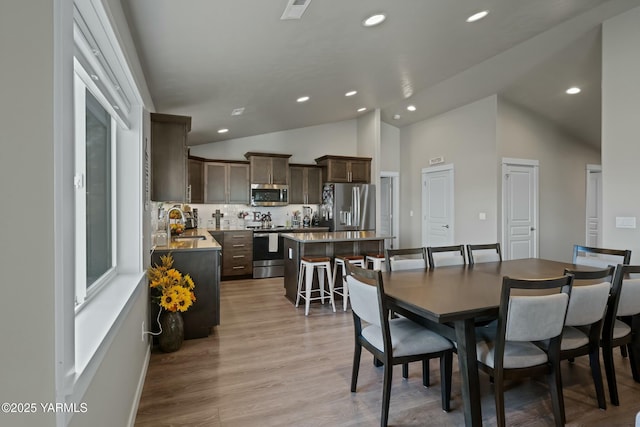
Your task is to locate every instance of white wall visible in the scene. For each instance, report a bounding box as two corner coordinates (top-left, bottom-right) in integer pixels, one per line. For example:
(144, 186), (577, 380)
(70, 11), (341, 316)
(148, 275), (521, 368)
(399, 96), (499, 247)
(189, 119), (358, 164)
(380, 122), (400, 172)
(497, 98), (601, 262)
(0, 1), (57, 424)
(601, 6), (640, 262)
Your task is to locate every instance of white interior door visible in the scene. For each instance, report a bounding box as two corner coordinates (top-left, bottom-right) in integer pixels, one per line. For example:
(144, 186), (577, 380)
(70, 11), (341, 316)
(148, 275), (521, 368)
(380, 176), (393, 249)
(502, 159), (538, 260)
(585, 165), (602, 247)
(422, 165), (454, 246)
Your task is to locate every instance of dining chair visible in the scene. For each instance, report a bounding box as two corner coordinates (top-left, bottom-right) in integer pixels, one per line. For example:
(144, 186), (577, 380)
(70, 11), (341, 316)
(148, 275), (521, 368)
(572, 245), (631, 268)
(475, 274), (573, 427)
(549, 266), (614, 410)
(384, 247), (427, 271)
(467, 243), (502, 264)
(426, 244), (466, 268)
(601, 264), (640, 406)
(345, 263), (454, 427)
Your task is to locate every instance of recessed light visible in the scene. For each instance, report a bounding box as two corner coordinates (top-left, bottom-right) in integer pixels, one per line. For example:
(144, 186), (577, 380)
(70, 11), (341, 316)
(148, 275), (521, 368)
(357, 107), (367, 112)
(297, 96), (310, 103)
(363, 13), (386, 27)
(345, 90), (358, 97)
(406, 105), (417, 112)
(231, 107), (245, 116)
(566, 87), (581, 95)
(393, 114), (401, 120)
(90, 74), (99, 81)
(112, 105), (120, 110)
(217, 128), (229, 134)
(466, 10), (489, 23)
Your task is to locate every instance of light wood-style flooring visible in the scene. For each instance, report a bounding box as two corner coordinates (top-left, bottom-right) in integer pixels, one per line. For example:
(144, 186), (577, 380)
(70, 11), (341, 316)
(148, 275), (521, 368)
(135, 278), (640, 426)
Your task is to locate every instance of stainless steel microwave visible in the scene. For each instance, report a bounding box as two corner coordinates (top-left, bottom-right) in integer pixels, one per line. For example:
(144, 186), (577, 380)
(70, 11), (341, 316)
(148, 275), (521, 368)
(250, 184), (289, 206)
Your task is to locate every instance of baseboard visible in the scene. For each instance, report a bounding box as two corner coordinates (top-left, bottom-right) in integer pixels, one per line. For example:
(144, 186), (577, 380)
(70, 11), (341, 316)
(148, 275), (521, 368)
(127, 343), (151, 427)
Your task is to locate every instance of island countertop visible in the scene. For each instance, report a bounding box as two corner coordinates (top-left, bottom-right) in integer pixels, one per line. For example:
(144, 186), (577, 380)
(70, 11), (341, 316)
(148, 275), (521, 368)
(280, 231), (393, 243)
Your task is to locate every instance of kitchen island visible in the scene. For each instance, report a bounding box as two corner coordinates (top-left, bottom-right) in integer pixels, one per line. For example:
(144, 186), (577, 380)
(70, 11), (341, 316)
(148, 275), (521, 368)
(151, 228), (221, 339)
(281, 231), (393, 303)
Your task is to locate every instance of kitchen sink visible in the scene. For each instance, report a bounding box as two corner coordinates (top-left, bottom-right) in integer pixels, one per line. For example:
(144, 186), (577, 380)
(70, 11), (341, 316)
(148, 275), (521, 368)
(173, 235), (207, 241)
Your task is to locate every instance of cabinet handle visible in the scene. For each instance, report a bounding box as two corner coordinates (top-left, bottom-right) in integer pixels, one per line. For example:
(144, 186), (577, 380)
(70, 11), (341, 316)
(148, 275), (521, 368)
(232, 244), (245, 247)
(232, 235), (244, 238)
(232, 266), (245, 270)
(232, 255), (245, 258)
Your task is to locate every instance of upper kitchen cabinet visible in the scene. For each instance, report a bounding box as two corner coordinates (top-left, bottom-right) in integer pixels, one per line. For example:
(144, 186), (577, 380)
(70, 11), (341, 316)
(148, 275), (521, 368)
(289, 165), (322, 204)
(315, 155), (372, 183)
(150, 113), (191, 201)
(188, 157), (204, 204)
(204, 161), (250, 204)
(244, 152), (291, 185)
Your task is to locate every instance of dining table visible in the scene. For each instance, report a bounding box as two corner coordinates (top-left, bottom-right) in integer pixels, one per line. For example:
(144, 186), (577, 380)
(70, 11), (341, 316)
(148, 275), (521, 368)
(380, 258), (604, 427)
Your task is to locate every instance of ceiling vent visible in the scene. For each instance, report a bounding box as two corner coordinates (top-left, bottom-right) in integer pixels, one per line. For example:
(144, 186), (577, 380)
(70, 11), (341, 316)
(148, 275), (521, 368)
(281, 0), (311, 20)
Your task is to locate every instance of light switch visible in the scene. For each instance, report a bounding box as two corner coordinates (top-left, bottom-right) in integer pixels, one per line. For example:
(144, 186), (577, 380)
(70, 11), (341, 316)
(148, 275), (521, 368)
(615, 217), (636, 229)
(410, 210), (414, 217)
(288, 248), (293, 259)
(479, 212), (486, 220)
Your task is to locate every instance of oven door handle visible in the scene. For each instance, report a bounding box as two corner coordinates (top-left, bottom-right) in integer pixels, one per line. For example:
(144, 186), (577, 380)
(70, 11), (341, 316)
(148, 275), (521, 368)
(254, 233), (271, 237)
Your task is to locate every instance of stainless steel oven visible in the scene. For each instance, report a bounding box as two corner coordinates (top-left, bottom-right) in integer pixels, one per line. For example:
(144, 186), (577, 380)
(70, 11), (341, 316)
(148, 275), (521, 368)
(252, 231), (285, 278)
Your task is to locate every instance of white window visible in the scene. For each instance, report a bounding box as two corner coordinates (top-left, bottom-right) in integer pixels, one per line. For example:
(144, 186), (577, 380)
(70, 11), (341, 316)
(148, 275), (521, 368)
(73, 62), (118, 307)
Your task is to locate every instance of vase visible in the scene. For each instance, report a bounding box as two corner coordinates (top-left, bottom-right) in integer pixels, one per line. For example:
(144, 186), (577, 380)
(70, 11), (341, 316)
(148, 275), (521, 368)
(158, 310), (184, 353)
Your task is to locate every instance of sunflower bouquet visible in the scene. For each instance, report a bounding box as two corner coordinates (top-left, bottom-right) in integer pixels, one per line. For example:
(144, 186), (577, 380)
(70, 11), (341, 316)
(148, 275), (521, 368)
(148, 253), (196, 312)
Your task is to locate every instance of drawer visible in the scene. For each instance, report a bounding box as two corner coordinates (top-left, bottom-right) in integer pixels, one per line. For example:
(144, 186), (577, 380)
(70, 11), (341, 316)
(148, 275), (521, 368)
(223, 258), (253, 276)
(223, 246), (252, 263)
(223, 231), (252, 246)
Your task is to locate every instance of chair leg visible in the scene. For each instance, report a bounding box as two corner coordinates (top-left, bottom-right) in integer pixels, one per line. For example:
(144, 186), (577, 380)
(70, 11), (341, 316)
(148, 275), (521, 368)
(381, 361), (393, 427)
(422, 359), (430, 387)
(441, 352), (452, 412)
(402, 363), (408, 379)
(374, 356), (383, 367)
(621, 346), (628, 358)
(295, 264), (304, 308)
(494, 374), (506, 427)
(326, 263), (336, 312)
(343, 273), (349, 311)
(602, 344), (619, 406)
(318, 267), (325, 304)
(629, 344), (640, 383)
(304, 263), (314, 316)
(588, 345), (607, 410)
(351, 343), (362, 392)
(548, 360), (566, 426)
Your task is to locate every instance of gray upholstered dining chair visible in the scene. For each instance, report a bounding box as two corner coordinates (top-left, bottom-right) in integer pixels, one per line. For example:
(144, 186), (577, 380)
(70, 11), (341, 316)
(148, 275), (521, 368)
(602, 264), (640, 406)
(427, 244), (466, 268)
(475, 274), (573, 427)
(345, 263), (454, 427)
(384, 247), (427, 271)
(572, 244), (631, 268)
(467, 243), (502, 264)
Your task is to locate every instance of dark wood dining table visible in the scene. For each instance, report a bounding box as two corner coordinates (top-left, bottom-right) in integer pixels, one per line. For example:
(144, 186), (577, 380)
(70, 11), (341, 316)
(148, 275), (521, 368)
(381, 258), (601, 427)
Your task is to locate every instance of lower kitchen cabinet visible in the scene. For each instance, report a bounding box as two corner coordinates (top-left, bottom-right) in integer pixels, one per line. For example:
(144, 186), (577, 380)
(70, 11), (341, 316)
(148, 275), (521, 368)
(210, 230), (253, 279)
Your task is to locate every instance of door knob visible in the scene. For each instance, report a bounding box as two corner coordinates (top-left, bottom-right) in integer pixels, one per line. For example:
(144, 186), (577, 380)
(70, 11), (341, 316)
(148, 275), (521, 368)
(530, 227), (536, 231)
(442, 224), (450, 229)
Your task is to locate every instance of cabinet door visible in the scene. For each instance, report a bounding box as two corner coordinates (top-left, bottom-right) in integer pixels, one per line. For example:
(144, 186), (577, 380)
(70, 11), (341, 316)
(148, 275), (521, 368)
(270, 157), (289, 185)
(306, 167), (322, 204)
(228, 163), (250, 204)
(188, 159), (204, 203)
(250, 156), (272, 184)
(151, 120), (187, 201)
(289, 167), (305, 204)
(349, 160), (371, 183)
(204, 163), (227, 203)
(326, 158), (350, 182)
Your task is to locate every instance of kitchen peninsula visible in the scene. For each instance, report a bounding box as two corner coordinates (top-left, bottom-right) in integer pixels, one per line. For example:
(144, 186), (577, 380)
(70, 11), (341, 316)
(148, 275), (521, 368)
(281, 231), (392, 302)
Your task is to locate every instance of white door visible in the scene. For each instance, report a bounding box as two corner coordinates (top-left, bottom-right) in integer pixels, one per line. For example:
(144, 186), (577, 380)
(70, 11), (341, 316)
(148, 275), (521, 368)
(422, 165), (454, 246)
(380, 176), (393, 249)
(585, 165), (602, 247)
(502, 159), (538, 260)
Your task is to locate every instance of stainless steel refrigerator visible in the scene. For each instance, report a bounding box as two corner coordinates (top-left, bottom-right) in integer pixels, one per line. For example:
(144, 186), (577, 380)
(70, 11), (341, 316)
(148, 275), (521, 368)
(319, 183), (376, 231)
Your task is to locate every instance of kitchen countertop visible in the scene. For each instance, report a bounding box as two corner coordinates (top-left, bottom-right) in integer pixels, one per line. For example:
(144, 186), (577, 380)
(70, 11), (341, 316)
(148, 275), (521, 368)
(280, 231), (393, 243)
(153, 228), (222, 251)
(206, 226), (329, 233)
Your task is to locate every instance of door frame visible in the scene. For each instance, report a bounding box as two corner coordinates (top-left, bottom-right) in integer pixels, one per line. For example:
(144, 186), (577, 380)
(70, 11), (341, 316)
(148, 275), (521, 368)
(380, 171), (399, 249)
(421, 164), (454, 247)
(501, 158), (539, 260)
(585, 164), (602, 246)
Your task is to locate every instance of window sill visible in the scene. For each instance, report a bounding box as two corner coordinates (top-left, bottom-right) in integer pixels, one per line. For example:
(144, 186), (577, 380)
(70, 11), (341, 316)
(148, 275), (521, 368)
(70, 272), (146, 402)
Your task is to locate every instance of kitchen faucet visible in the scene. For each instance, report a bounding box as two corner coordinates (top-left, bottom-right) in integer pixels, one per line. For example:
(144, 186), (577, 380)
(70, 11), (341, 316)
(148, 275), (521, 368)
(166, 206), (185, 239)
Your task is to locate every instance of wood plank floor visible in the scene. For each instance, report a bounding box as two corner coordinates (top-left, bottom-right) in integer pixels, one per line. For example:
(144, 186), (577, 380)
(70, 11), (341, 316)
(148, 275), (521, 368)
(135, 278), (640, 426)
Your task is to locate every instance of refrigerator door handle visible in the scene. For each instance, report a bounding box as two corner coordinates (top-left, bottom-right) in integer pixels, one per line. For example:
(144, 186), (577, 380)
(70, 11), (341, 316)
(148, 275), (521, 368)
(353, 186), (360, 227)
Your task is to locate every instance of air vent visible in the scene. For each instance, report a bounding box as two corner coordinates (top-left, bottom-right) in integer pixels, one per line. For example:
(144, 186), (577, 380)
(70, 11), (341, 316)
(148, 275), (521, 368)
(281, 0), (311, 20)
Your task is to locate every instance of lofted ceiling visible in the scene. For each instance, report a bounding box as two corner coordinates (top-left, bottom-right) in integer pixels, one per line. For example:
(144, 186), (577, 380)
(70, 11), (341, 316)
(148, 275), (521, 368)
(120, 0), (640, 148)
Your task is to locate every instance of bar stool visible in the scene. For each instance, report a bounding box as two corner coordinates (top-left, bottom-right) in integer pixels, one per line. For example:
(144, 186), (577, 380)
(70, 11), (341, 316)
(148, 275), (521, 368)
(332, 255), (365, 311)
(365, 253), (386, 271)
(296, 256), (336, 316)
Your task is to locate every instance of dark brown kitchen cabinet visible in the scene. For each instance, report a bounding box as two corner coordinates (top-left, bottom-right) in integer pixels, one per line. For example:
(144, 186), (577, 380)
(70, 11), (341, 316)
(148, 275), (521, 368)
(289, 165), (322, 204)
(221, 231), (253, 278)
(315, 155), (371, 183)
(244, 152), (291, 185)
(150, 113), (191, 201)
(188, 158), (204, 204)
(204, 161), (250, 204)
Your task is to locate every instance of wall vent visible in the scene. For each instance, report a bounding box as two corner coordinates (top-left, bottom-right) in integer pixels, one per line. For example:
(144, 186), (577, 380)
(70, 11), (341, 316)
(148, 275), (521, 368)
(281, 0), (311, 20)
